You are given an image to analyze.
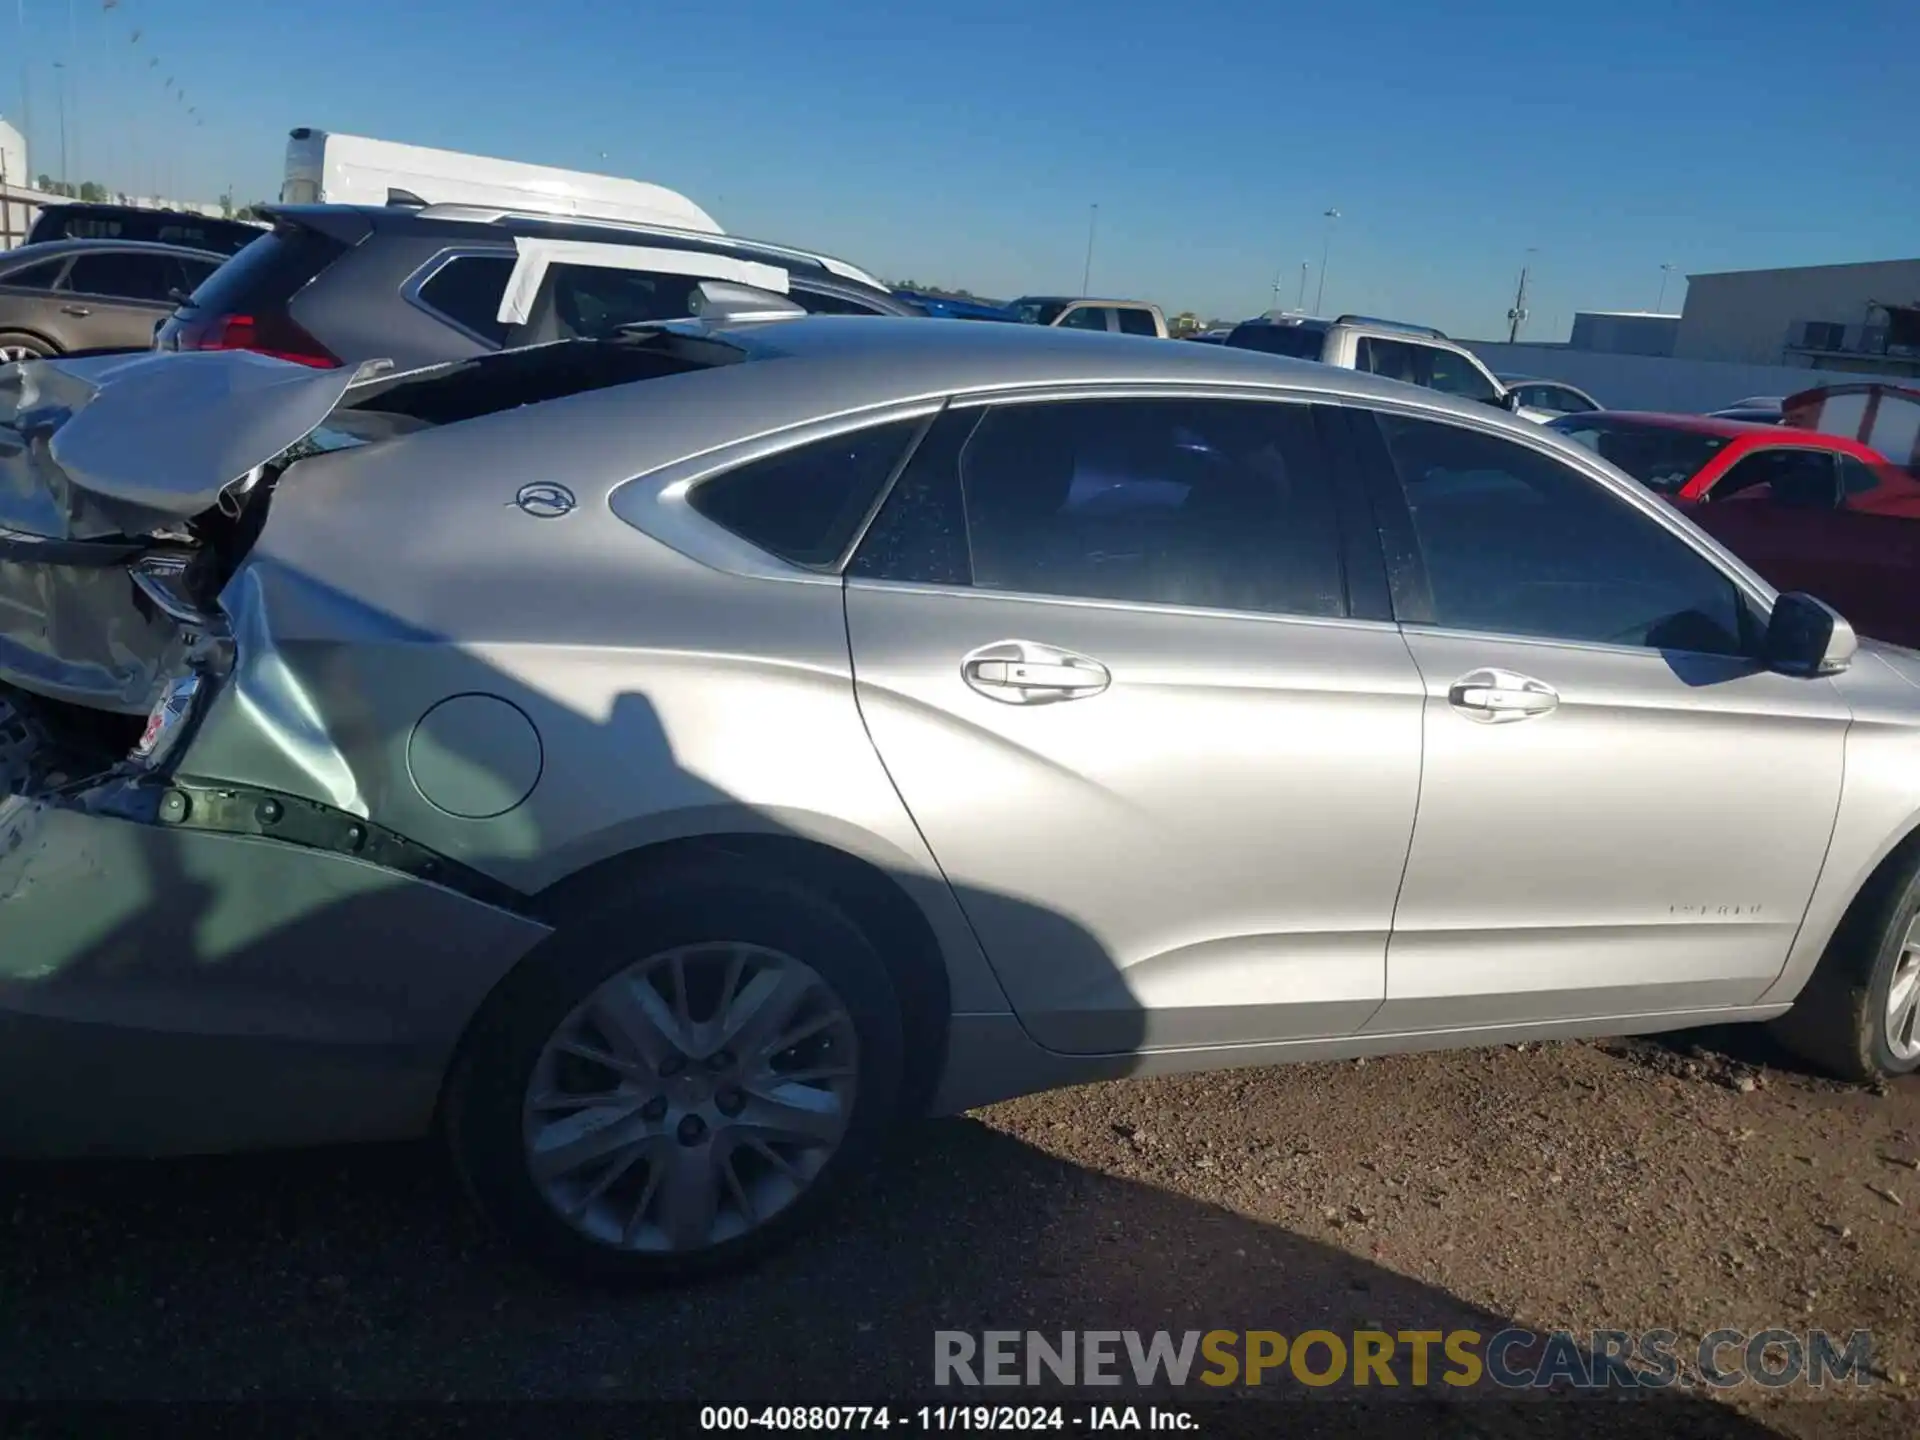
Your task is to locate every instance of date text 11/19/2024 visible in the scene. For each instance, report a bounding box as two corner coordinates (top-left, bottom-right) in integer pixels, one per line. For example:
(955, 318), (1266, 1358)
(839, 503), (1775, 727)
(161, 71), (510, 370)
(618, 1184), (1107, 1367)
(700, 1406), (1195, 1432)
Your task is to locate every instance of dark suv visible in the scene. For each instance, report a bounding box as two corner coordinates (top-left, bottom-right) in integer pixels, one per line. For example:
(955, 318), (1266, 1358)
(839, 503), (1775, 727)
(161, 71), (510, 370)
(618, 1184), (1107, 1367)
(26, 203), (266, 256)
(155, 203), (922, 370)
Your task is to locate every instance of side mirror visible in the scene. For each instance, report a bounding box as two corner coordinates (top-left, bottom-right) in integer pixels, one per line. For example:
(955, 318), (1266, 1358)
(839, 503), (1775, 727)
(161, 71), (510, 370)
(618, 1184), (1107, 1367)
(1765, 592), (1856, 676)
(1494, 389), (1523, 412)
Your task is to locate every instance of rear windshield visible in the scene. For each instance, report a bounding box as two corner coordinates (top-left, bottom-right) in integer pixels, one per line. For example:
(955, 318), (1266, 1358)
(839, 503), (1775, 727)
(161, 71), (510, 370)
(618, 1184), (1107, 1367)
(181, 222), (349, 314)
(28, 206), (264, 256)
(1550, 417), (1733, 494)
(1225, 322), (1328, 360)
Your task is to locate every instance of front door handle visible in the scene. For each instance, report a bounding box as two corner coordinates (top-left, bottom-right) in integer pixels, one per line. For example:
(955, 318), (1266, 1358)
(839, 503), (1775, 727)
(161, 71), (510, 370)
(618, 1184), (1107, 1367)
(1447, 668), (1559, 723)
(59, 305), (91, 317)
(962, 640), (1111, 704)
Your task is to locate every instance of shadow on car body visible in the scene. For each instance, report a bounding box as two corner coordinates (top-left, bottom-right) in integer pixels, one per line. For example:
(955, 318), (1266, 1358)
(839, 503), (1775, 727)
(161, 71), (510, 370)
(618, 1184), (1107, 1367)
(0, 557), (1819, 1429)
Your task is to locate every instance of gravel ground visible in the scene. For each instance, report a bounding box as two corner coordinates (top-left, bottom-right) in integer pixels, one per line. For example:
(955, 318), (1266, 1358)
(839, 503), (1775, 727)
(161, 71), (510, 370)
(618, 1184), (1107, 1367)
(3, 1028), (1918, 1437)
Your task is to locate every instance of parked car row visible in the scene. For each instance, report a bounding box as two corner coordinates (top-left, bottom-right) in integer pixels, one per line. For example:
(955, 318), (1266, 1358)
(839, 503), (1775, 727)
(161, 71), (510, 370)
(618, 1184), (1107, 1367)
(7, 195), (1920, 1289)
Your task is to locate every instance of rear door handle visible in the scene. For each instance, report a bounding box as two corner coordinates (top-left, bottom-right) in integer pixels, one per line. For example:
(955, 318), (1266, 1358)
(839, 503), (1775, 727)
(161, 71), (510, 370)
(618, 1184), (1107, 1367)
(962, 640), (1110, 704)
(59, 305), (91, 317)
(1446, 668), (1559, 723)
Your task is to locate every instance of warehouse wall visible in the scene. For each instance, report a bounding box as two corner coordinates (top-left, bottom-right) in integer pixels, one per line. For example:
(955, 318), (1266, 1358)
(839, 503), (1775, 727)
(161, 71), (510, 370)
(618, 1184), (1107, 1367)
(1466, 342), (1918, 414)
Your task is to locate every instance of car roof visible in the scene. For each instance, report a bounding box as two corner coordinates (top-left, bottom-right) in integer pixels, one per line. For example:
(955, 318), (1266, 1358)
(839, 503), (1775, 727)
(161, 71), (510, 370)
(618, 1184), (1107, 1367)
(1565, 410), (1890, 459)
(1013, 294), (1155, 306)
(272, 203), (891, 292)
(0, 237), (228, 264)
(641, 314), (1544, 419)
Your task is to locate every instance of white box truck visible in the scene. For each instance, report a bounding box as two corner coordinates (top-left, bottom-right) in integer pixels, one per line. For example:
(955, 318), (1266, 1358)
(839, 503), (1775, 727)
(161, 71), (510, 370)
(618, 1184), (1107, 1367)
(280, 129), (722, 234)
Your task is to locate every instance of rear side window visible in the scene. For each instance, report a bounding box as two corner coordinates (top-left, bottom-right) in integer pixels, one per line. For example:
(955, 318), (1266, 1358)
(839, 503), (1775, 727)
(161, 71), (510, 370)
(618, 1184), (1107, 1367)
(181, 222), (348, 313)
(551, 264), (701, 335)
(689, 419), (924, 568)
(1057, 306), (1111, 332)
(1115, 307), (1159, 337)
(61, 251), (177, 301)
(793, 289), (892, 316)
(415, 254), (516, 345)
(854, 398), (1347, 619)
(1225, 323), (1327, 360)
(0, 259), (66, 290)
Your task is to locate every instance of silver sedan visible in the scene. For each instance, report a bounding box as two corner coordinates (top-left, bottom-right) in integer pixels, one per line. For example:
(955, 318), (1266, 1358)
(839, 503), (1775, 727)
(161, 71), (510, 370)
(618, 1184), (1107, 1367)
(3, 314), (1918, 1281)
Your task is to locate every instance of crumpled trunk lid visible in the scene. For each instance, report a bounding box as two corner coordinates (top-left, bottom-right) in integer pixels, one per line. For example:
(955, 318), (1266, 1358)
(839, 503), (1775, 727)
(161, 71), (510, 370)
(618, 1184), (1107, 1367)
(0, 351), (365, 712)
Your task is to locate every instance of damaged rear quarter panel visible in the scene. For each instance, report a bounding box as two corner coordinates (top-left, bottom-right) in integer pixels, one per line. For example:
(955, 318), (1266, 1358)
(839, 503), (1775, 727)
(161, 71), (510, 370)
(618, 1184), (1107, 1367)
(177, 372), (1009, 1012)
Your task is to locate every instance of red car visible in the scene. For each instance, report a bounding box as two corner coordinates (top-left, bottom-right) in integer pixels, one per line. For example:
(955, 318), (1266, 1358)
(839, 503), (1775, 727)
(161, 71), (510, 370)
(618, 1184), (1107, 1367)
(1549, 411), (1920, 649)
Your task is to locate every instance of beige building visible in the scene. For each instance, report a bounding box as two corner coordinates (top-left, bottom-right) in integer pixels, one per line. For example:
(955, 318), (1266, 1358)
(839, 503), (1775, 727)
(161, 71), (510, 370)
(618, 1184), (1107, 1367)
(1674, 258), (1920, 378)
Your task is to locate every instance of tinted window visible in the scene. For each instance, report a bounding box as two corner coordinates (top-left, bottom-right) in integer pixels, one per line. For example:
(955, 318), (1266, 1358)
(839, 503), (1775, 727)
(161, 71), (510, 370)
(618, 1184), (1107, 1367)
(1517, 384), (1590, 415)
(0, 259), (65, 290)
(1010, 299), (1069, 325)
(848, 410), (977, 586)
(416, 254), (516, 345)
(551, 264), (700, 335)
(176, 258), (221, 292)
(689, 419), (923, 568)
(1225, 322), (1328, 360)
(1424, 347), (1501, 403)
(179, 223), (348, 313)
(794, 289), (890, 316)
(1549, 417), (1732, 495)
(1838, 455), (1883, 497)
(950, 399), (1344, 616)
(1378, 414), (1748, 655)
(1115, 307), (1159, 336)
(29, 208), (261, 255)
(1710, 449), (1841, 509)
(60, 251), (175, 301)
(1057, 305), (1111, 332)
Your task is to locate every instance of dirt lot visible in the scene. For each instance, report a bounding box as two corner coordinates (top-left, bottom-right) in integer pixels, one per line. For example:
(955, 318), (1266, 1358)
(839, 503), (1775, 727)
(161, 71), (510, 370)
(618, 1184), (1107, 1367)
(3, 1027), (1918, 1436)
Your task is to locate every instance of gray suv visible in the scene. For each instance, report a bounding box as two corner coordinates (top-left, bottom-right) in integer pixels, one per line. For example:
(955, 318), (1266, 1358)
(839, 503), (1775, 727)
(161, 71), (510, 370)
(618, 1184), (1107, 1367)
(154, 202), (922, 370)
(0, 240), (225, 361)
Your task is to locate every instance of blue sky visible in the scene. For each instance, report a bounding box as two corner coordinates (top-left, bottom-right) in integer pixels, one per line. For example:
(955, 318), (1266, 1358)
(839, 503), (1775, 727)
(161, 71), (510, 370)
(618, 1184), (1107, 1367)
(5, 0), (1917, 339)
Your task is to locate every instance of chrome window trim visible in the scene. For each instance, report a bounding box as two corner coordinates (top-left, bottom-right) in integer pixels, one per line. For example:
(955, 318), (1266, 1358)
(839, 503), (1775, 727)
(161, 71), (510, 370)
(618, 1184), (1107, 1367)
(607, 399), (946, 582)
(399, 245), (520, 349)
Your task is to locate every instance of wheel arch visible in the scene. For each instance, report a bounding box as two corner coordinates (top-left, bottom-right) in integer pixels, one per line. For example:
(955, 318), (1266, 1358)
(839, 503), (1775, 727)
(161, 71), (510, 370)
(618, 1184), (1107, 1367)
(442, 825), (966, 1123)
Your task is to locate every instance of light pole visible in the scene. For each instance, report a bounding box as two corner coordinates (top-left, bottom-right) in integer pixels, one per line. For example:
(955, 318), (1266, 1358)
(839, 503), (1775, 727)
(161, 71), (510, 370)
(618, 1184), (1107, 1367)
(1296, 260), (1309, 311)
(1081, 203), (1098, 293)
(1313, 208), (1340, 315)
(51, 59), (67, 188)
(1506, 247), (1537, 343)
(1655, 262), (1676, 313)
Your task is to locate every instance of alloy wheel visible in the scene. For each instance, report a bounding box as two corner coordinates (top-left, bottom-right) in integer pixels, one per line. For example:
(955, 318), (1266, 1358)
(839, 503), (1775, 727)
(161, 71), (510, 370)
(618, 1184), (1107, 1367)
(522, 941), (859, 1253)
(1886, 917), (1920, 1063)
(0, 344), (41, 364)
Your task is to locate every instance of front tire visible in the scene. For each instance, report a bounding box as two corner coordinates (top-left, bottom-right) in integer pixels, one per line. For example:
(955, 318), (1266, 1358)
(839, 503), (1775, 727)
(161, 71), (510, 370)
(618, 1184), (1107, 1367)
(1772, 852), (1920, 1081)
(443, 865), (905, 1283)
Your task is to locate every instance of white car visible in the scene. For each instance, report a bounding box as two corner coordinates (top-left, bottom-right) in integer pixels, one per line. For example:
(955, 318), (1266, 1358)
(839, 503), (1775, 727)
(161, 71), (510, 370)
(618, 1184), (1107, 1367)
(1496, 374), (1603, 423)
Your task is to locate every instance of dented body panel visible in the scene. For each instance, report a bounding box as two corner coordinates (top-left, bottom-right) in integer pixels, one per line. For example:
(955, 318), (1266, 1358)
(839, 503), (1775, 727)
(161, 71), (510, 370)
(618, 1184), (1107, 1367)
(0, 790), (549, 1155)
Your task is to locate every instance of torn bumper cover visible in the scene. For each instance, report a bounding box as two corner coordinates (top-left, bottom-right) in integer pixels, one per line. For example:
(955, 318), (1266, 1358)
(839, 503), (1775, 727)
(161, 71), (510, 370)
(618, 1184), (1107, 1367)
(0, 785), (550, 1156)
(0, 350), (366, 713)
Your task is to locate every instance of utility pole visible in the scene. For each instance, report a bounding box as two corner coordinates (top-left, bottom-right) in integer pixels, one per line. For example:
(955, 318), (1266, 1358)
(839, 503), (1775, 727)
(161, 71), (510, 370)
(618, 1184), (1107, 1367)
(1506, 249), (1537, 342)
(52, 60), (66, 188)
(1314, 208), (1340, 315)
(1081, 203), (1098, 293)
(1655, 262), (1676, 313)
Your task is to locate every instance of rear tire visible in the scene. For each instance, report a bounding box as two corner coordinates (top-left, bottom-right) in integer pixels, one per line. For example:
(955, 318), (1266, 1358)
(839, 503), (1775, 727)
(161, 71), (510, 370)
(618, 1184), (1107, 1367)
(1771, 851), (1920, 1081)
(0, 332), (53, 364)
(443, 863), (905, 1284)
